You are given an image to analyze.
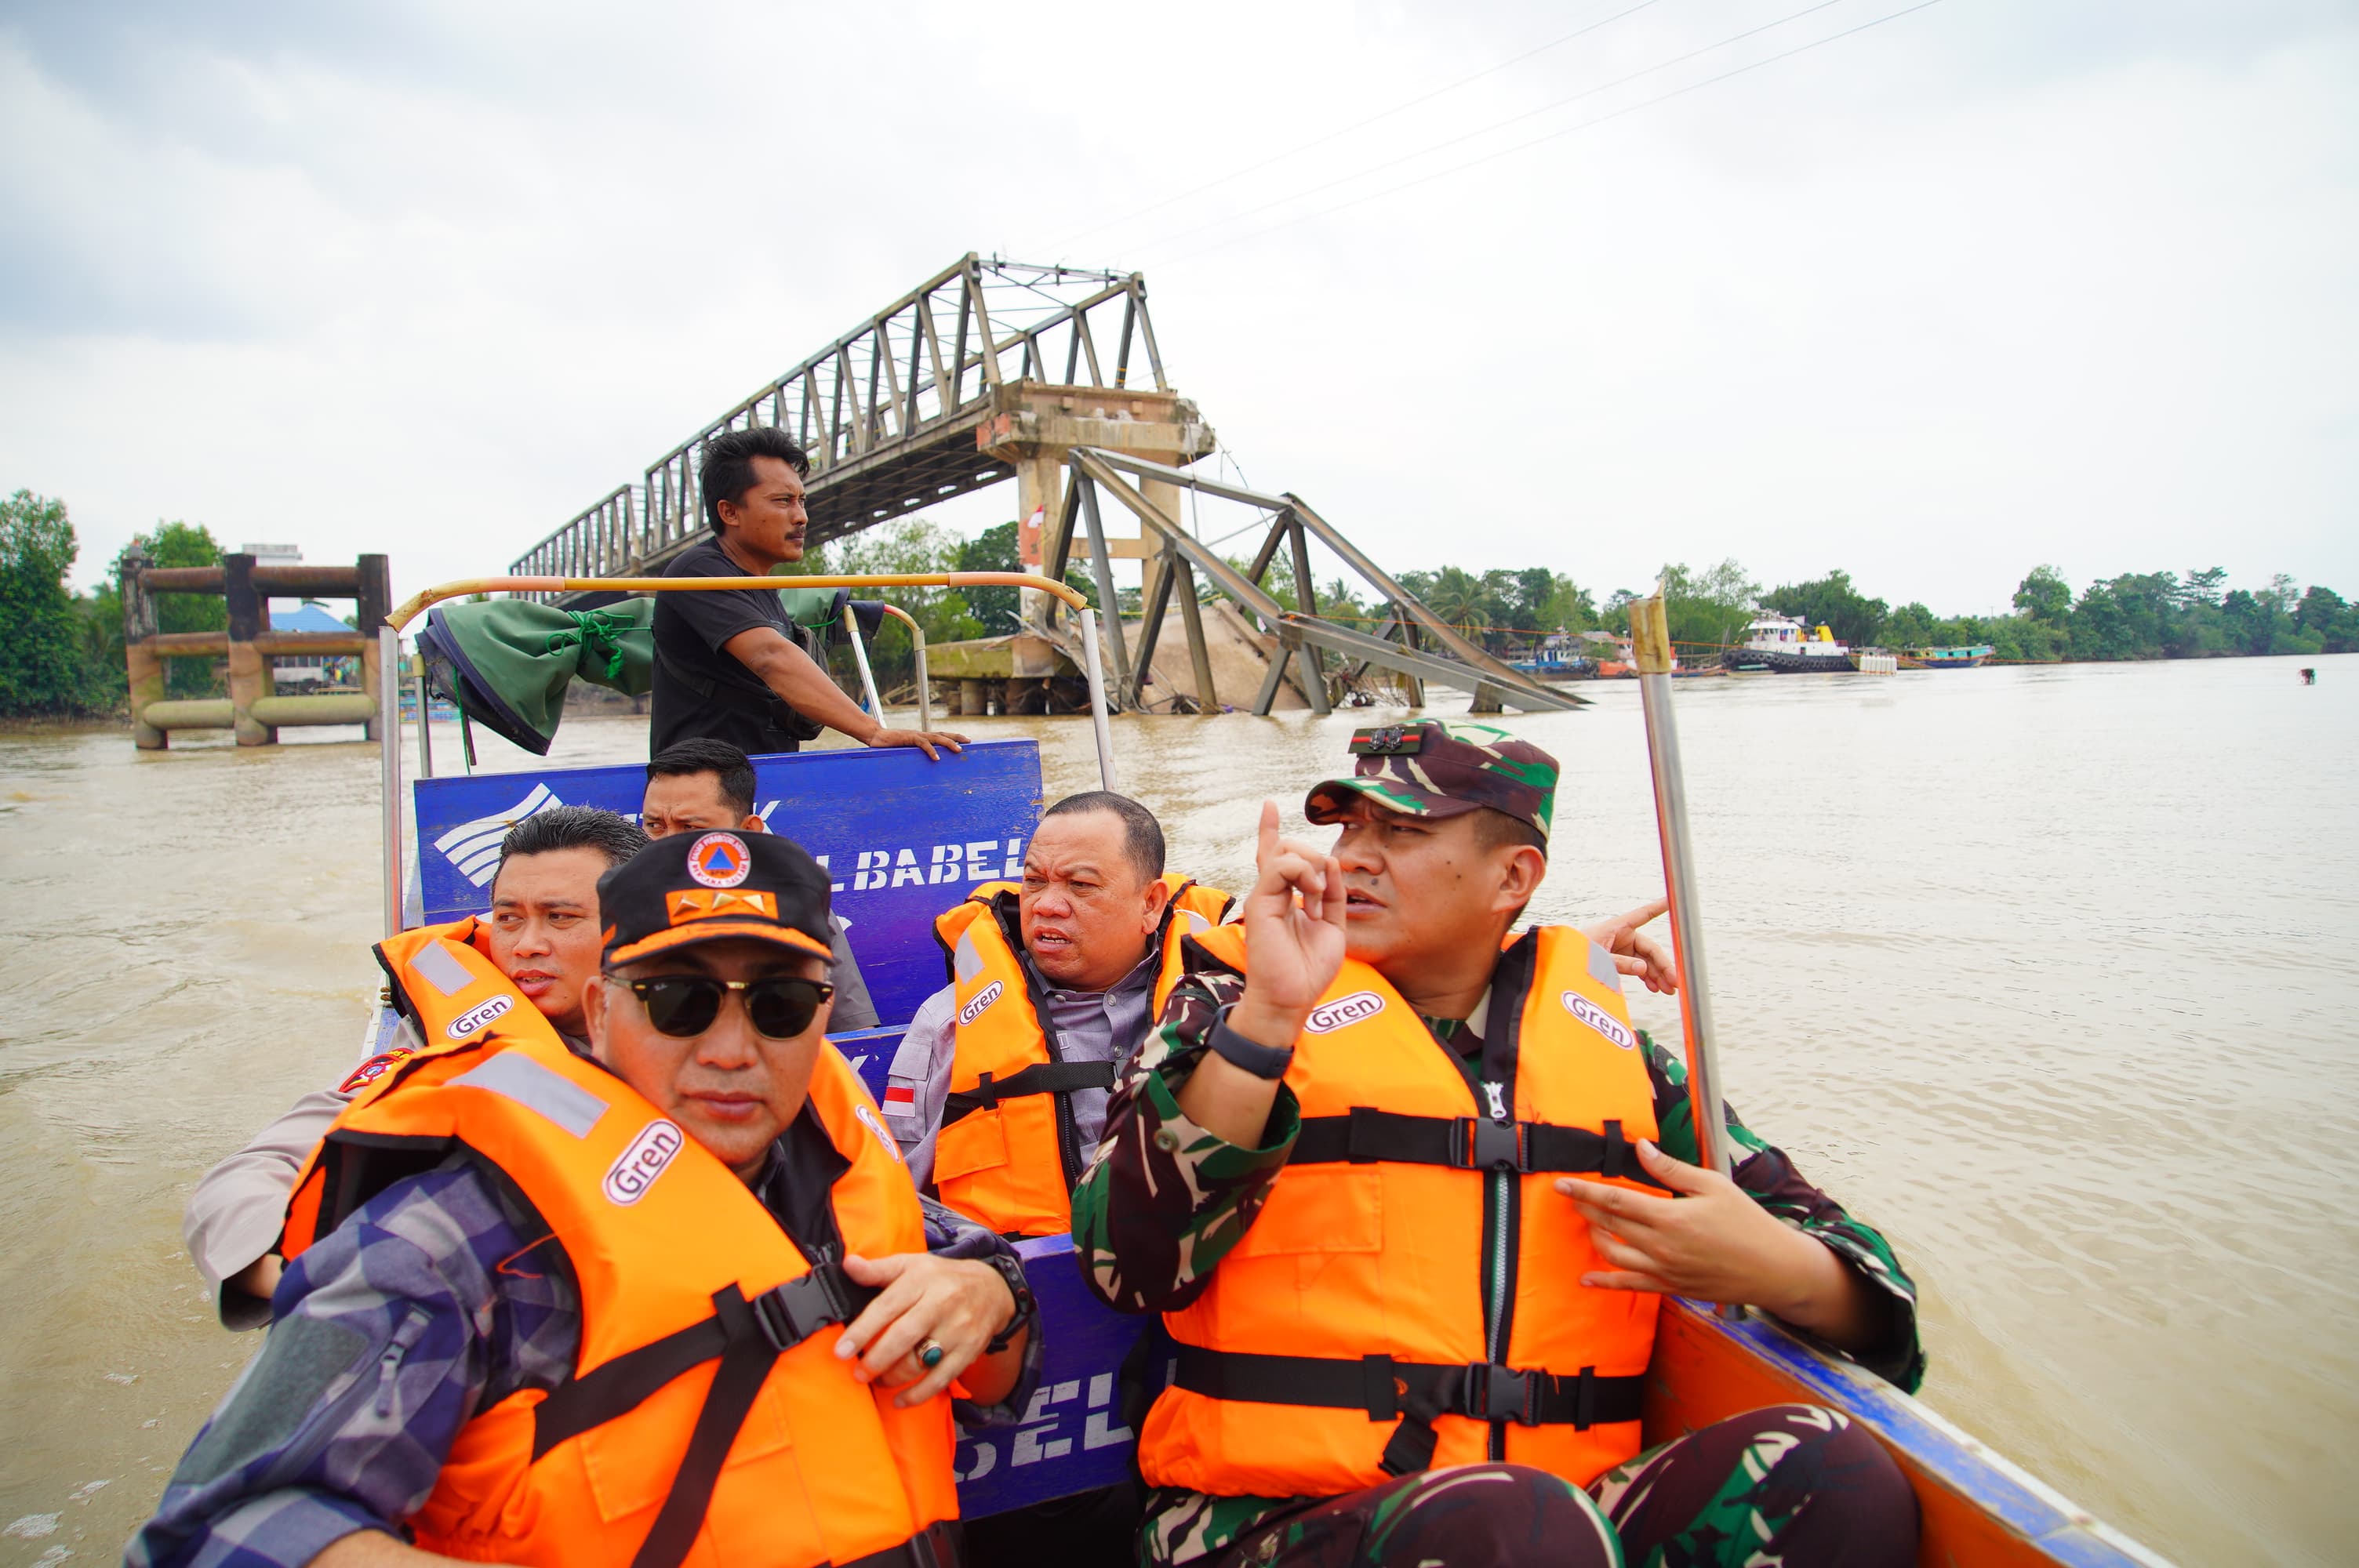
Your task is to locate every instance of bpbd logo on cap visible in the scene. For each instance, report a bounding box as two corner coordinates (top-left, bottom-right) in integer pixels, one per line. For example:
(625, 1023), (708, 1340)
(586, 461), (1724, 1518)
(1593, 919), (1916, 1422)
(686, 832), (752, 888)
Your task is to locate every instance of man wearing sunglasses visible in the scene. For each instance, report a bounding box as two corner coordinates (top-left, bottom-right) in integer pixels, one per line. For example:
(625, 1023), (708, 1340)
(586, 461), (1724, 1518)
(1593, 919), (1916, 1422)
(132, 829), (1040, 1568)
(643, 736), (878, 1030)
(183, 805), (649, 1329)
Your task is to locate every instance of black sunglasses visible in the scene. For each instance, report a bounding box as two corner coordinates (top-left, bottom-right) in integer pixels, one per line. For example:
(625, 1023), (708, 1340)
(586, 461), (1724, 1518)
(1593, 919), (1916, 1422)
(623, 975), (834, 1040)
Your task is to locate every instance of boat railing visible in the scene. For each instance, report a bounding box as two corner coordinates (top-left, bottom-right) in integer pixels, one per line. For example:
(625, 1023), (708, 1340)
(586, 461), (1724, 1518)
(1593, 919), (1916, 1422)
(376, 572), (1116, 939)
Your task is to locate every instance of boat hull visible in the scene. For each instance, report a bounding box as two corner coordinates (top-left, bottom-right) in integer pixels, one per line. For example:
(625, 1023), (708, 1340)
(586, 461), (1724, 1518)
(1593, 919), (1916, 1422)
(1719, 646), (1858, 673)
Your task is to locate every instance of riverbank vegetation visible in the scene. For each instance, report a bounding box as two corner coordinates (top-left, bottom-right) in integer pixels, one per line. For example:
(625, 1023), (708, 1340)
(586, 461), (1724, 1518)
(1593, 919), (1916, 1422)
(1618, 562), (2358, 663)
(6, 487), (2353, 718)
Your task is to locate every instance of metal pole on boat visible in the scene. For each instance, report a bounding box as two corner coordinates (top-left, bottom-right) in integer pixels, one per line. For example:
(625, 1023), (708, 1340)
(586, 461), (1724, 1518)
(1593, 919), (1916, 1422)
(874, 603), (932, 731)
(1631, 586), (1739, 1319)
(413, 662), (434, 779)
(912, 637), (932, 731)
(843, 609), (888, 720)
(1078, 606), (1121, 792)
(377, 626), (405, 938)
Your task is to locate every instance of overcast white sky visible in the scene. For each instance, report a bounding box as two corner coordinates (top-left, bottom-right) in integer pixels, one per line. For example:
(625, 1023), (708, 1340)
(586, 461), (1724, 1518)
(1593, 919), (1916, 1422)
(3, 0), (2352, 616)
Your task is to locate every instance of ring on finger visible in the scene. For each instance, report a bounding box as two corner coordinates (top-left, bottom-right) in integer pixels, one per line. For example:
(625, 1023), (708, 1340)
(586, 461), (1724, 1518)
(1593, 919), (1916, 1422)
(918, 1338), (946, 1370)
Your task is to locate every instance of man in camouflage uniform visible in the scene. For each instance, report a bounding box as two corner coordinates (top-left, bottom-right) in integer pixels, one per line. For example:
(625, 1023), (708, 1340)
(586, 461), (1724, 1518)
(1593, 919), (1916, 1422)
(1074, 720), (1922, 1567)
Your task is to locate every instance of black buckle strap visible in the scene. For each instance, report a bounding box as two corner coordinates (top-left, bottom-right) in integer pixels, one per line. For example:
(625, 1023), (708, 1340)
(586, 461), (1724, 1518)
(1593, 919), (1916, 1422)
(751, 1261), (876, 1350)
(1291, 1109), (1668, 1188)
(630, 1286), (781, 1568)
(1174, 1345), (1641, 1433)
(941, 1060), (1120, 1127)
(530, 1266), (876, 1464)
(1459, 1117), (1525, 1172)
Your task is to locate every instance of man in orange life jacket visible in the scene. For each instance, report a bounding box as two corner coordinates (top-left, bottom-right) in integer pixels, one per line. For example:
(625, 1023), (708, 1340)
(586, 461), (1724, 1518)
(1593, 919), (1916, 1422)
(183, 805), (649, 1327)
(881, 789), (1234, 1236)
(130, 829), (1040, 1568)
(1074, 720), (1923, 1568)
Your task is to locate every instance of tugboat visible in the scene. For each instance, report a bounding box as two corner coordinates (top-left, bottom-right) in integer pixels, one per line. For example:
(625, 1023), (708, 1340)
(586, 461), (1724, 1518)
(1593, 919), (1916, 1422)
(1508, 626), (1597, 681)
(1721, 614), (1858, 673)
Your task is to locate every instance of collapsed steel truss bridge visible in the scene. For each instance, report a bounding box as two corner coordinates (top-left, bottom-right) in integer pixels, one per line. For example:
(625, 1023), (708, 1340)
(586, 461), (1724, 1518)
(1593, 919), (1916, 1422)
(508, 253), (1576, 714)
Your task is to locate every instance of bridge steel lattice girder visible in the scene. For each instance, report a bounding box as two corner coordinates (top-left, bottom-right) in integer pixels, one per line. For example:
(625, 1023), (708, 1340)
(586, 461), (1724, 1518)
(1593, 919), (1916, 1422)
(512, 256), (1190, 606)
(1067, 448), (1585, 713)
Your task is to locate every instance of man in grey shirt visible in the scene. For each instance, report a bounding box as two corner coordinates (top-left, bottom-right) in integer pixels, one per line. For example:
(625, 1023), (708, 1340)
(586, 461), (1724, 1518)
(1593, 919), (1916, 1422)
(884, 793), (1223, 1191)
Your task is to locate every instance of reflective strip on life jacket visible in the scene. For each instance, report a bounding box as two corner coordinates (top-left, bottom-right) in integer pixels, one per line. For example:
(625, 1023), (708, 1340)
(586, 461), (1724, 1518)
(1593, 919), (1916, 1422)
(1142, 921), (1662, 1498)
(931, 875), (1232, 1237)
(283, 1025), (954, 1568)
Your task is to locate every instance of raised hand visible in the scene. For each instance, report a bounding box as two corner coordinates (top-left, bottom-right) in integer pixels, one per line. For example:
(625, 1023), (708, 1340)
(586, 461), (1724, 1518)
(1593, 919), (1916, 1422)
(1580, 897), (1680, 995)
(1232, 800), (1347, 1044)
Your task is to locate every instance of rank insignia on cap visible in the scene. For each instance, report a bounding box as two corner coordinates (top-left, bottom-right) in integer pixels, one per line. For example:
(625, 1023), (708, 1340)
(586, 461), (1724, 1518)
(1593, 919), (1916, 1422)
(1350, 725), (1423, 756)
(667, 887), (780, 925)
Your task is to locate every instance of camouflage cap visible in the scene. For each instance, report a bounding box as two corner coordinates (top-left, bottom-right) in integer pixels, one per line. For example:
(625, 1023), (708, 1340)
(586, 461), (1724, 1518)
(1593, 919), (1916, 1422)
(1304, 720), (1558, 841)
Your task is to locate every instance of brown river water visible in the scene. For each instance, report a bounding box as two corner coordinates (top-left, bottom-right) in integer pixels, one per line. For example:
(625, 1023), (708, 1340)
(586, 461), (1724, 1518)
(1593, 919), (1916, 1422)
(2, 654), (2354, 1564)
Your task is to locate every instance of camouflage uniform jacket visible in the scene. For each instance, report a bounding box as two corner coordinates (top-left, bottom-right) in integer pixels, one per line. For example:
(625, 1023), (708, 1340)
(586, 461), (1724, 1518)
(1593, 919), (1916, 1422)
(1070, 952), (1924, 1568)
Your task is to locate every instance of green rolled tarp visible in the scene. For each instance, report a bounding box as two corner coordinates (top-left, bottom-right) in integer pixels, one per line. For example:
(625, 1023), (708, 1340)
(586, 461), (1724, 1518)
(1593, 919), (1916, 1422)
(417, 589), (880, 755)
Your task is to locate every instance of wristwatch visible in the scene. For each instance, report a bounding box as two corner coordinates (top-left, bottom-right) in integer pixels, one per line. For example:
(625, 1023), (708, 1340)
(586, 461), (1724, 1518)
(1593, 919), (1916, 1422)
(1207, 1006), (1296, 1080)
(980, 1250), (1038, 1355)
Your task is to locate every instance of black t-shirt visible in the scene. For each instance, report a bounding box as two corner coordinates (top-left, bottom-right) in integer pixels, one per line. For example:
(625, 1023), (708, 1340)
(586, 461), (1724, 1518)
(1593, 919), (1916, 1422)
(649, 537), (820, 757)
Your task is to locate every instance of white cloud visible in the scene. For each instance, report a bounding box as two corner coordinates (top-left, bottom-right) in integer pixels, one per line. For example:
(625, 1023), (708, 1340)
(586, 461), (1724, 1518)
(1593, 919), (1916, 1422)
(0, 0), (2350, 615)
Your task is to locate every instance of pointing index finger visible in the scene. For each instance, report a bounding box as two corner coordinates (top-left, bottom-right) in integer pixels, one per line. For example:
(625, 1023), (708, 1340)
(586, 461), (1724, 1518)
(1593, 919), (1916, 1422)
(1619, 897), (1670, 933)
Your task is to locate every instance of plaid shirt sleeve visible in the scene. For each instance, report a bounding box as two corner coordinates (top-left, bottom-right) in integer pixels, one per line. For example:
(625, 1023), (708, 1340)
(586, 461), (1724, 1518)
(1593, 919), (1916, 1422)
(1070, 969), (1303, 1315)
(127, 1162), (572, 1568)
(1641, 1032), (1925, 1392)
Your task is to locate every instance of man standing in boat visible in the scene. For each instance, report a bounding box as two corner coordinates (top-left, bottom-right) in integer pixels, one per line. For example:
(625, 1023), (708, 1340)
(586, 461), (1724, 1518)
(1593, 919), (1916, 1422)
(1075, 720), (1923, 1567)
(131, 830), (1040, 1568)
(649, 425), (970, 760)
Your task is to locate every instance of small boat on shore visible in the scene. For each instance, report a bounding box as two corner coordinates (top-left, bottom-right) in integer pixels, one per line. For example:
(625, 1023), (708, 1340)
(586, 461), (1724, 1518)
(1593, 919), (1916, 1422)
(1508, 629), (1596, 681)
(1901, 644), (1994, 670)
(1720, 615), (1858, 673)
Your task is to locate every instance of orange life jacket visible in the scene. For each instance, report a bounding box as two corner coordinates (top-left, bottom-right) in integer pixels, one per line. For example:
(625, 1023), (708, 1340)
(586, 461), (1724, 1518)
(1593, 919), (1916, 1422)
(1141, 921), (1664, 1498)
(281, 942), (957, 1568)
(931, 875), (1234, 1236)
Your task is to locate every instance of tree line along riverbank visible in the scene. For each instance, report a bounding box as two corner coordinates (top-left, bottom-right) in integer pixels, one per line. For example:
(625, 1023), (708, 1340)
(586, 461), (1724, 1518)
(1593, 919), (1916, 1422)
(5, 490), (2353, 718)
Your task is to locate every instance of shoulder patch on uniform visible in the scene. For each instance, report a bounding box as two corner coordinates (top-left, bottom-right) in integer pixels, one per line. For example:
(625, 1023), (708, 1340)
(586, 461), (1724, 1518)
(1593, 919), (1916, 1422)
(1561, 992), (1637, 1050)
(340, 1047), (416, 1095)
(448, 1051), (610, 1138)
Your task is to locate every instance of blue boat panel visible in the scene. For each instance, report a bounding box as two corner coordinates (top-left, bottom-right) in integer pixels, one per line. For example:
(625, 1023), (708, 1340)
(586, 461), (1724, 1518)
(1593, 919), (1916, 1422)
(954, 1234), (1159, 1516)
(829, 1026), (903, 1101)
(409, 740), (1044, 1026)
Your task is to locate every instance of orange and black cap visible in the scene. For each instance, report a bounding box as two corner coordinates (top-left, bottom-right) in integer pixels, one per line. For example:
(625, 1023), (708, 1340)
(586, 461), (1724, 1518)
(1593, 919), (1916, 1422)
(598, 829), (835, 969)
